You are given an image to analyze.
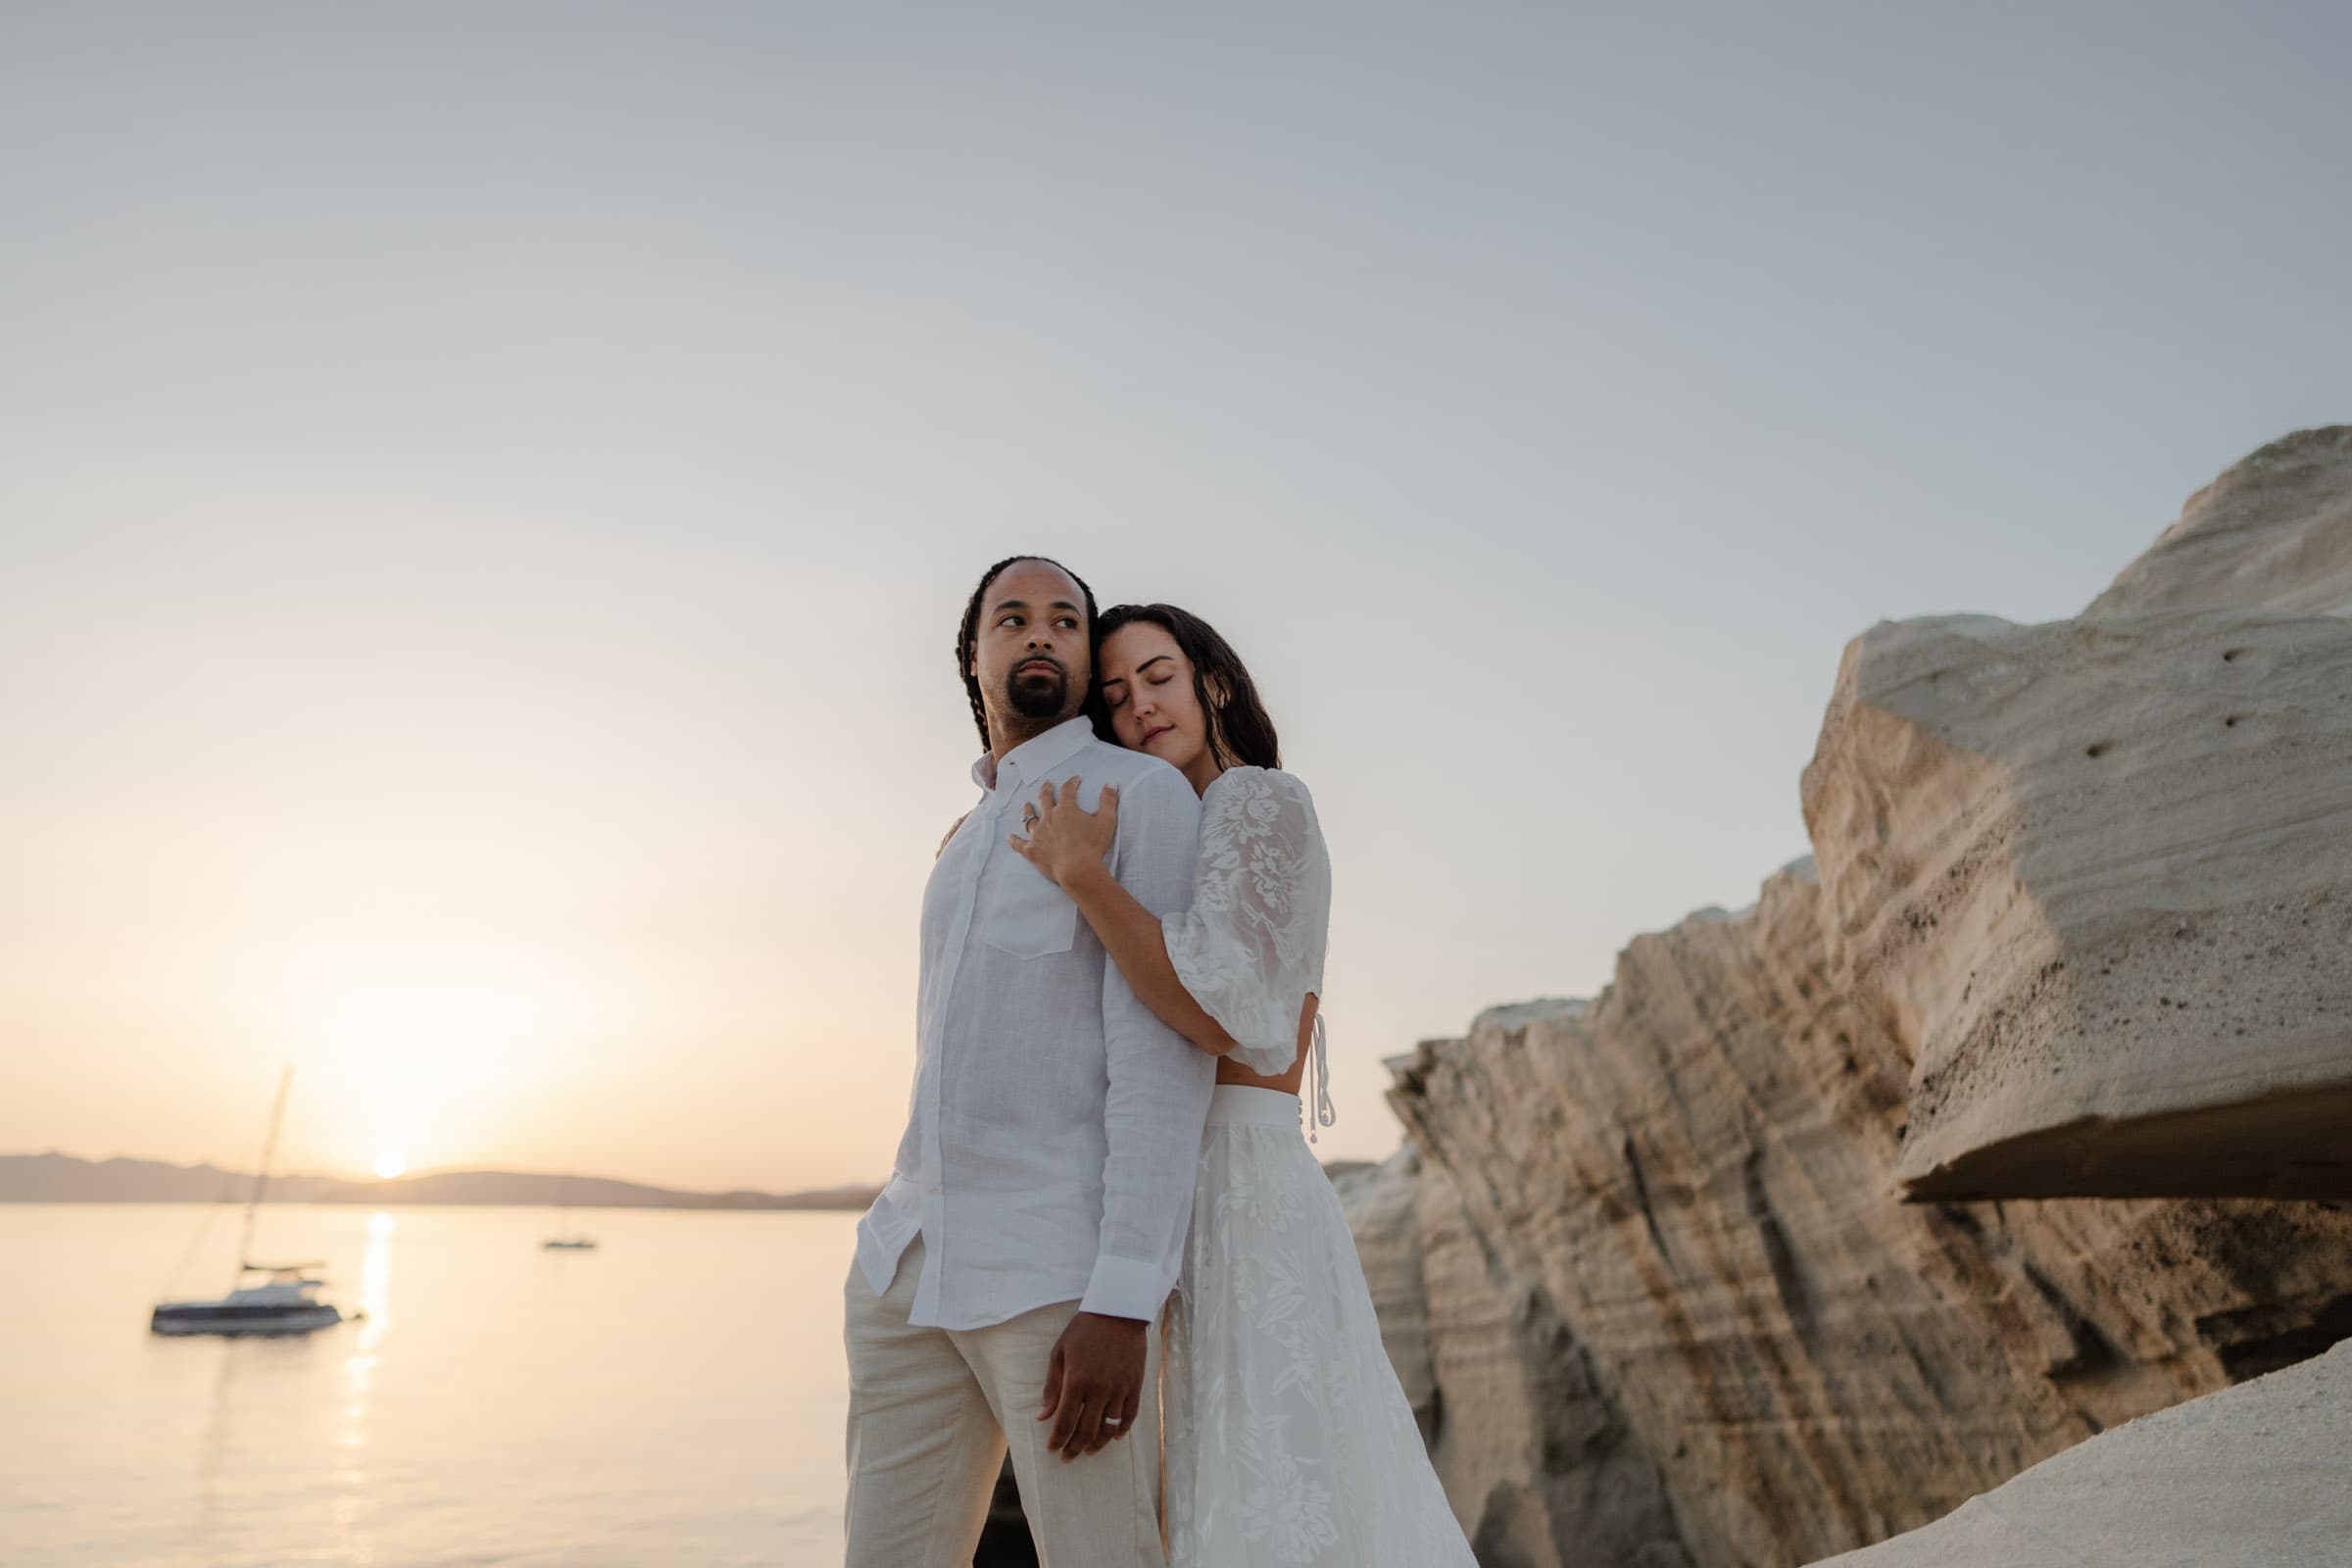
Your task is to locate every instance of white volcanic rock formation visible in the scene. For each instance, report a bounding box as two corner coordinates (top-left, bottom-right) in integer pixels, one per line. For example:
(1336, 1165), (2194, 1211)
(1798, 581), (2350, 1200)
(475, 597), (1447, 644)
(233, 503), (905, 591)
(1383, 861), (2352, 1568)
(1799, 425), (2352, 1199)
(1354, 429), (2352, 1567)
(1804, 1337), (2352, 1568)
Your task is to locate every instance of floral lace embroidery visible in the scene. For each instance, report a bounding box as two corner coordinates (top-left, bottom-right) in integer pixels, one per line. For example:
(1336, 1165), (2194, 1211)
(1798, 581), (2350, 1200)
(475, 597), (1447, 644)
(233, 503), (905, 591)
(1163, 768), (1331, 1079)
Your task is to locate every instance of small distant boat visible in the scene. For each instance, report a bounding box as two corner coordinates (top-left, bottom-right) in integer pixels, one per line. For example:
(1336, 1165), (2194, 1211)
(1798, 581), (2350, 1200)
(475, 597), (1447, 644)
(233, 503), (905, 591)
(539, 1169), (598, 1250)
(152, 1065), (354, 1338)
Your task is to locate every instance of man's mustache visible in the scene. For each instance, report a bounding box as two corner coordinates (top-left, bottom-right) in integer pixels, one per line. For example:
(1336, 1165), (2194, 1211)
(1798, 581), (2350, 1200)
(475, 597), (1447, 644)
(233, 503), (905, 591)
(1010, 656), (1068, 681)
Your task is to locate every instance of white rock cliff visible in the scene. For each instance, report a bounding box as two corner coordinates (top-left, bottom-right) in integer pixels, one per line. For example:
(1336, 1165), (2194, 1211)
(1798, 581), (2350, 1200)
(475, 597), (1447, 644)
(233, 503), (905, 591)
(1349, 429), (2352, 1568)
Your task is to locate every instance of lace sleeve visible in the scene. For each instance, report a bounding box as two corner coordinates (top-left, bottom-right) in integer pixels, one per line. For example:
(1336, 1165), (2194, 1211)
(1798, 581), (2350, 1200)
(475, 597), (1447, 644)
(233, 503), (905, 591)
(1163, 768), (1329, 1076)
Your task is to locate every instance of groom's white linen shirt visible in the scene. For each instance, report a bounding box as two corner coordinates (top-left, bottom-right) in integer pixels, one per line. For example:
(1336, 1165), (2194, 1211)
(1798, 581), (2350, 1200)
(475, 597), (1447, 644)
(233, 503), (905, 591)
(856, 714), (1214, 1331)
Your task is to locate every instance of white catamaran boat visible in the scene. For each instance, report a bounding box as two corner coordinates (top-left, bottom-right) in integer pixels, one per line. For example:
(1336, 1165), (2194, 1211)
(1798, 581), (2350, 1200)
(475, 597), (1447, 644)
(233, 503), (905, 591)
(151, 1065), (354, 1338)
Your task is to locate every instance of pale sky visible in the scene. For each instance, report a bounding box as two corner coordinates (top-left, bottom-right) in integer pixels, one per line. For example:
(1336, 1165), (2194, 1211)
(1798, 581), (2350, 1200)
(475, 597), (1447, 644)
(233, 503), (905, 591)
(4, 4), (2347, 1192)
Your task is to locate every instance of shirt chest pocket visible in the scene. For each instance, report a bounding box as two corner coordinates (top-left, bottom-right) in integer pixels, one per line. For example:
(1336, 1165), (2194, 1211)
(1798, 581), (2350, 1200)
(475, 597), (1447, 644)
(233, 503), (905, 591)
(980, 852), (1079, 958)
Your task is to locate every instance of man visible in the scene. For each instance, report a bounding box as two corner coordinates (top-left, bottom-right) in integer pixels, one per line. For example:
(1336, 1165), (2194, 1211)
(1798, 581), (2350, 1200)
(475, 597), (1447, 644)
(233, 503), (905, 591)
(846, 555), (1214, 1567)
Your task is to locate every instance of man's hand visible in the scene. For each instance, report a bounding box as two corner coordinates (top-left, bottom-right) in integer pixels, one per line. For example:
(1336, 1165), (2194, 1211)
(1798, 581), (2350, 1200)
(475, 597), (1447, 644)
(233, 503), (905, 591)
(1036, 1310), (1148, 1461)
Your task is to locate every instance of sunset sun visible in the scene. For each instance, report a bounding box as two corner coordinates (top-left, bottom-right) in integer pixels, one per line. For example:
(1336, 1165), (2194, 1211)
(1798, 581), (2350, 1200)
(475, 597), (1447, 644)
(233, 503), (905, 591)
(289, 949), (587, 1189)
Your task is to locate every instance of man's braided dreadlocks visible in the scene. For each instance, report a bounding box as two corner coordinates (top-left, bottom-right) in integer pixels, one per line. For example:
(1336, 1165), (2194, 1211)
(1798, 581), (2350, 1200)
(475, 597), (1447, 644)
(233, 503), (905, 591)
(954, 555), (1101, 751)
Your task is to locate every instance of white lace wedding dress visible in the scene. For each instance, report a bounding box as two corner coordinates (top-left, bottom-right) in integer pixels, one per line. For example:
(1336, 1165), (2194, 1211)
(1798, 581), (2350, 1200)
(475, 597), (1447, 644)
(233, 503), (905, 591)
(1159, 767), (1479, 1566)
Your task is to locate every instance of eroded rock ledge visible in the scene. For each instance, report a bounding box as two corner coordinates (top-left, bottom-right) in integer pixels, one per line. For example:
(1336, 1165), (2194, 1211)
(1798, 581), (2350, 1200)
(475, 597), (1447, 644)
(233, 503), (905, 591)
(1801, 432), (2352, 1200)
(1800, 425), (2352, 1200)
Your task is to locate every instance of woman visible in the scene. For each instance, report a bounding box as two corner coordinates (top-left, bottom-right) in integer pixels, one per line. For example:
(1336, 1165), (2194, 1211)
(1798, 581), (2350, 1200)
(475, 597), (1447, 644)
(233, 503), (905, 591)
(1007, 603), (1478, 1567)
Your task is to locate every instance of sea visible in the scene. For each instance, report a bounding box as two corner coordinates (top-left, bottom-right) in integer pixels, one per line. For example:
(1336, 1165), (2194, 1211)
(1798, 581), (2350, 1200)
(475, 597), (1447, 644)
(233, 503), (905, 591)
(2, 1202), (863, 1567)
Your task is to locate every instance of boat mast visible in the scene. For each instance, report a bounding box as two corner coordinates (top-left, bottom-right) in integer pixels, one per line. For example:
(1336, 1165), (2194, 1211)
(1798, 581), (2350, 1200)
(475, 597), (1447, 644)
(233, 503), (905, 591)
(237, 1065), (294, 1272)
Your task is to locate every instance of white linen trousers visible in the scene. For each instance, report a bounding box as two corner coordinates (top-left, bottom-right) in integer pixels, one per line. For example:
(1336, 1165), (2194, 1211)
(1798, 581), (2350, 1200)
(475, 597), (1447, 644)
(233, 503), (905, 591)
(844, 1236), (1165, 1568)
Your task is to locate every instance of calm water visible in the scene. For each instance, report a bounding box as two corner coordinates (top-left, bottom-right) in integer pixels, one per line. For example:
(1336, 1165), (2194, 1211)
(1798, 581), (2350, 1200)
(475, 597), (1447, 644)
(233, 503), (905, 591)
(2, 1203), (860, 1567)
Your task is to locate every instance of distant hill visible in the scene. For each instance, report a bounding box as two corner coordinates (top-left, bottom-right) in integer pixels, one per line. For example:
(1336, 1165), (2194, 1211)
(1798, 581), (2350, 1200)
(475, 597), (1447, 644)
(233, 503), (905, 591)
(0, 1151), (881, 1211)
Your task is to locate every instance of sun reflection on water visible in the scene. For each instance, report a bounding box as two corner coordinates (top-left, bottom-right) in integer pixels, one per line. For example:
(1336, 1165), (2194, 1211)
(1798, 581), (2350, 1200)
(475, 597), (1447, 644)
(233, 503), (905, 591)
(355, 1209), (394, 1353)
(332, 1209), (396, 1562)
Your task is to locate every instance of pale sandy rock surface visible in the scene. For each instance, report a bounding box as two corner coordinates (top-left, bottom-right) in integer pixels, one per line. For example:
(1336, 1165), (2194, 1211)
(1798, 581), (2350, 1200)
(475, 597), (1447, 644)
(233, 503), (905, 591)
(2086, 424), (2352, 618)
(1377, 858), (2352, 1568)
(1804, 1337), (2352, 1568)
(1343, 1093), (1692, 1566)
(1474, 998), (1590, 1032)
(1410, 1154), (1692, 1567)
(1799, 427), (2352, 1199)
(1344, 430), (2352, 1567)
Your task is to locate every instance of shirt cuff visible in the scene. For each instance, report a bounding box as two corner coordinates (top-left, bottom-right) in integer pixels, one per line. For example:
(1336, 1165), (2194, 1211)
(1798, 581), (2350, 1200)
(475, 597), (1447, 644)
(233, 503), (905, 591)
(1078, 1250), (1167, 1321)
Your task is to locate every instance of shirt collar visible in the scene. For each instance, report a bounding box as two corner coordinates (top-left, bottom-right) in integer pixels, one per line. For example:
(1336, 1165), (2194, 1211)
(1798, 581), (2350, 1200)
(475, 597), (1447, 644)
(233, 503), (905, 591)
(971, 714), (1096, 793)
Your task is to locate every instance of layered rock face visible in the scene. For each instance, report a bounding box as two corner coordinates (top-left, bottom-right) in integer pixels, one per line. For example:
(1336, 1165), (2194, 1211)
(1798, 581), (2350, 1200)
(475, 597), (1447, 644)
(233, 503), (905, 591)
(1355, 429), (2352, 1567)
(1377, 865), (2352, 1567)
(1340, 1138), (1696, 1568)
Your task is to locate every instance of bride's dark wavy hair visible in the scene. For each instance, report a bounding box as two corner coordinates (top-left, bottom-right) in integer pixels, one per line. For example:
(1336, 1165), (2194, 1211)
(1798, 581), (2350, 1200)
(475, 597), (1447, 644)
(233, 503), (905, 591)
(1086, 603), (1281, 771)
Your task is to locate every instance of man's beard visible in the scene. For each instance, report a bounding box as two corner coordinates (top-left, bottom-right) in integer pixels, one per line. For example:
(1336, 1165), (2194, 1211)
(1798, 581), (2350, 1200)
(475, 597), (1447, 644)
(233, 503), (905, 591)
(1004, 662), (1070, 720)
